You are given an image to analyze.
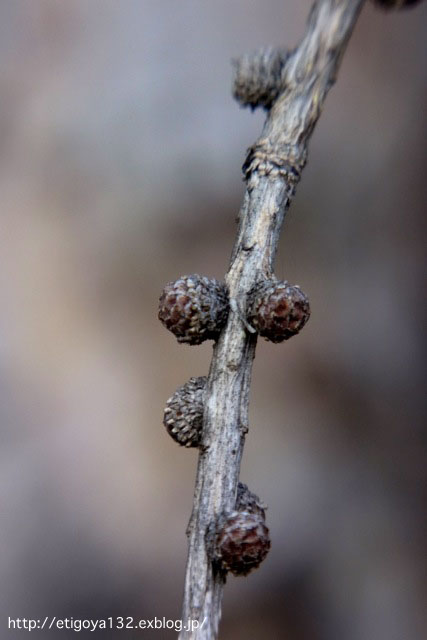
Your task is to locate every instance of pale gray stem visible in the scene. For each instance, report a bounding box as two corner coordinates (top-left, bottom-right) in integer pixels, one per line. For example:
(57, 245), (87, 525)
(179, 2), (365, 638)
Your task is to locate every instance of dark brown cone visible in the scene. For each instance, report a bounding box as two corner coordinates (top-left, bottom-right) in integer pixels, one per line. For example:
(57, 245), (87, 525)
(163, 377), (206, 448)
(215, 510), (271, 576)
(248, 279), (310, 343)
(158, 275), (229, 345)
(232, 47), (288, 110)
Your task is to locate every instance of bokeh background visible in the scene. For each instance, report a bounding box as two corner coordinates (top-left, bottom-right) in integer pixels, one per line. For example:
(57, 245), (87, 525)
(1, 1), (426, 638)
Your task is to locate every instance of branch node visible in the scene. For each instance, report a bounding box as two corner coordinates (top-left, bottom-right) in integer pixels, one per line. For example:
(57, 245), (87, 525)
(243, 138), (307, 186)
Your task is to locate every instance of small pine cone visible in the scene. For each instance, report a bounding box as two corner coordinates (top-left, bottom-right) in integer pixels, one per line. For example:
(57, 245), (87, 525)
(232, 47), (288, 110)
(163, 376), (206, 448)
(158, 275), (229, 345)
(236, 483), (266, 518)
(215, 510), (271, 576)
(371, 0), (422, 8)
(248, 279), (310, 343)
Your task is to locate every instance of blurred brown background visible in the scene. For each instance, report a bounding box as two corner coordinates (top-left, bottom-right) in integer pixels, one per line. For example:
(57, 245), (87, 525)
(1, 1), (426, 639)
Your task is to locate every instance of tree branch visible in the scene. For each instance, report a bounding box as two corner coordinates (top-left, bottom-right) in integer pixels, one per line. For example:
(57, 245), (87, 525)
(179, 1), (365, 638)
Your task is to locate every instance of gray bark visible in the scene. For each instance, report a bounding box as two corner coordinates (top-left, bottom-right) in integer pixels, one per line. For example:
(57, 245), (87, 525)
(179, 1), (366, 638)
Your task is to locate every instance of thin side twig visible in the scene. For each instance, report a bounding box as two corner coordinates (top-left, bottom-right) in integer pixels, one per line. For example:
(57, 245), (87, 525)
(180, 1), (365, 638)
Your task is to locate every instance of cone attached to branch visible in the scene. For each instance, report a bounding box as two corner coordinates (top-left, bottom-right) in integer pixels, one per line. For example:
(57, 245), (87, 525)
(163, 376), (207, 448)
(213, 483), (271, 576)
(232, 47), (288, 110)
(247, 279), (310, 343)
(158, 275), (229, 345)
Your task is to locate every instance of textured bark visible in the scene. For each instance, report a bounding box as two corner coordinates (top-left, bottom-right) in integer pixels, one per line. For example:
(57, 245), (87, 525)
(179, 1), (365, 638)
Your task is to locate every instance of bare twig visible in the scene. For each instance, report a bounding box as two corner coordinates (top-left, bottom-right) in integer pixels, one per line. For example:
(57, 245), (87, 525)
(179, 1), (365, 638)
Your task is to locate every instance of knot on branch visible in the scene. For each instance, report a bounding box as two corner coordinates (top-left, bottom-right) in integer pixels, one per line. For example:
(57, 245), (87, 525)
(158, 275), (229, 345)
(232, 47), (289, 110)
(242, 138), (307, 187)
(371, 0), (423, 8)
(210, 483), (270, 577)
(247, 278), (310, 343)
(163, 377), (207, 448)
